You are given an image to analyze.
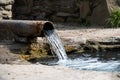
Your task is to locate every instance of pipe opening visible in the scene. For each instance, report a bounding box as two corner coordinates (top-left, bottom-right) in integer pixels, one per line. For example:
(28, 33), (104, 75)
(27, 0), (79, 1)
(43, 22), (54, 30)
(40, 22), (54, 37)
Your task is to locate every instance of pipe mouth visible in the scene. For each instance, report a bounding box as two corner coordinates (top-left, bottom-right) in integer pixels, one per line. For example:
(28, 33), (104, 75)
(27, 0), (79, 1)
(43, 22), (54, 30)
(40, 22), (54, 37)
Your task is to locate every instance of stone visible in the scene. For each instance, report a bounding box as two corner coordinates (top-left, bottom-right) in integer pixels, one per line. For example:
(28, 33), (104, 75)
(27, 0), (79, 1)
(0, 12), (2, 20)
(57, 12), (79, 17)
(14, 0), (33, 6)
(57, 12), (71, 17)
(67, 17), (80, 23)
(15, 15), (29, 20)
(0, 7), (4, 10)
(2, 10), (11, 15)
(2, 11), (12, 19)
(0, 0), (14, 5)
(51, 16), (64, 22)
(4, 5), (12, 11)
(90, 0), (110, 25)
(80, 1), (90, 19)
(35, 13), (46, 20)
(13, 0), (33, 15)
(15, 6), (31, 14)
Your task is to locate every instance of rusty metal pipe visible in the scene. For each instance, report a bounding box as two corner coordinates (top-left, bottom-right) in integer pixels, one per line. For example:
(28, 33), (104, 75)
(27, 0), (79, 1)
(0, 20), (54, 37)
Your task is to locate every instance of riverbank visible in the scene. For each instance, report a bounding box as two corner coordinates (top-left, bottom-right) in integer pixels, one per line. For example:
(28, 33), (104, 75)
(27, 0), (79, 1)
(55, 24), (120, 54)
(0, 24), (120, 63)
(0, 24), (120, 80)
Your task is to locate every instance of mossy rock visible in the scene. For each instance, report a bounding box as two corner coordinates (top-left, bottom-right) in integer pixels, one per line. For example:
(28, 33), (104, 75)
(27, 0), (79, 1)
(20, 42), (52, 61)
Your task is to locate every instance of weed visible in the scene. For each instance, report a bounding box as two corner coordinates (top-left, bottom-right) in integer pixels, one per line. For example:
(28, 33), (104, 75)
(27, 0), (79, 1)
(107, 10), (120, 28)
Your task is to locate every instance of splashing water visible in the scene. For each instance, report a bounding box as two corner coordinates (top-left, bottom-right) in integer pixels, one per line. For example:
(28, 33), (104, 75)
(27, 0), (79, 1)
(43, 30), (120, 72)
(58, 57), (120, 72)
(43, 30), (68, 61)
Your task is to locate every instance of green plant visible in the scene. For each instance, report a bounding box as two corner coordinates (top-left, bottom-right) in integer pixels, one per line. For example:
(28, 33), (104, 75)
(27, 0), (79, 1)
(107, 10), (120, 28)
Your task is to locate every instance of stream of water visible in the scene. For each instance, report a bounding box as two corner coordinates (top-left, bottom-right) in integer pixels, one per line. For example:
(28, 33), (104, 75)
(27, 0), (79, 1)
(43, 30), (68, 61)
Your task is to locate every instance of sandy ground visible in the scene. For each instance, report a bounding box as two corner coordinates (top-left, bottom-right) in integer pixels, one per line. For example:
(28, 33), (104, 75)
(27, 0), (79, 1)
(56, 28), (120, 40)
(0, 24), (120, 80)
(0, 64), (120, 80)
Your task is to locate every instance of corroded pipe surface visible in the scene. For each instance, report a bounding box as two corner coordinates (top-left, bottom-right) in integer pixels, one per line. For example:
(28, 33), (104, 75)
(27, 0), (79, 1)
(0, 20), (54, 37)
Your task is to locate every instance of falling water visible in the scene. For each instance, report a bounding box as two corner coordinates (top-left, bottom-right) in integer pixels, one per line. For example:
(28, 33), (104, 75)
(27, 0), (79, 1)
(43, 30), (120, 72)
(43, 30), (68, 61)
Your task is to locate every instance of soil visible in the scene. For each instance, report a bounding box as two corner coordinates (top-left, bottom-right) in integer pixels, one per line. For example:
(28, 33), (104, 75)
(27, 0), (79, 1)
(54, 23), (120, 41)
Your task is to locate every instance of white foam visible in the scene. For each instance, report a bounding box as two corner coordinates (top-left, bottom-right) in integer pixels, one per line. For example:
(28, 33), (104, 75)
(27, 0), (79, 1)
(57, 58), (120, 72)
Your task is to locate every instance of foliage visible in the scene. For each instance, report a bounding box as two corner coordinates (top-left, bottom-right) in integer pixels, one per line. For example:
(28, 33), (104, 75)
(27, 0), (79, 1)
(107, 10), (120, 28)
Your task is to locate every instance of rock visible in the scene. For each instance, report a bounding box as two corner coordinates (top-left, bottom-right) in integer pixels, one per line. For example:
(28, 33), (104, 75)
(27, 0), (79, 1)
(0, 10), (12, 19)
(2, 11), (12, 18)
(4, 5), (12, 11)
(32, 6), (40, 11)
(0, 12), (2, 19)
(87, 36), (120, 45)
(0, 6), (4, 10)
(13, 0), (33, 15)
(15, 6), (31, 14)
(91, 0), (110, 25)
(57, 12), (71, 17)
(80, 1), (90, 19)
(15, 15), (29, 20)
(51, 16), (65, 22)
(0, 45), (19, 64)
(35, 13), (46, 20)
(67, 17), (80, 22)
(0, 0), (14, 5)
